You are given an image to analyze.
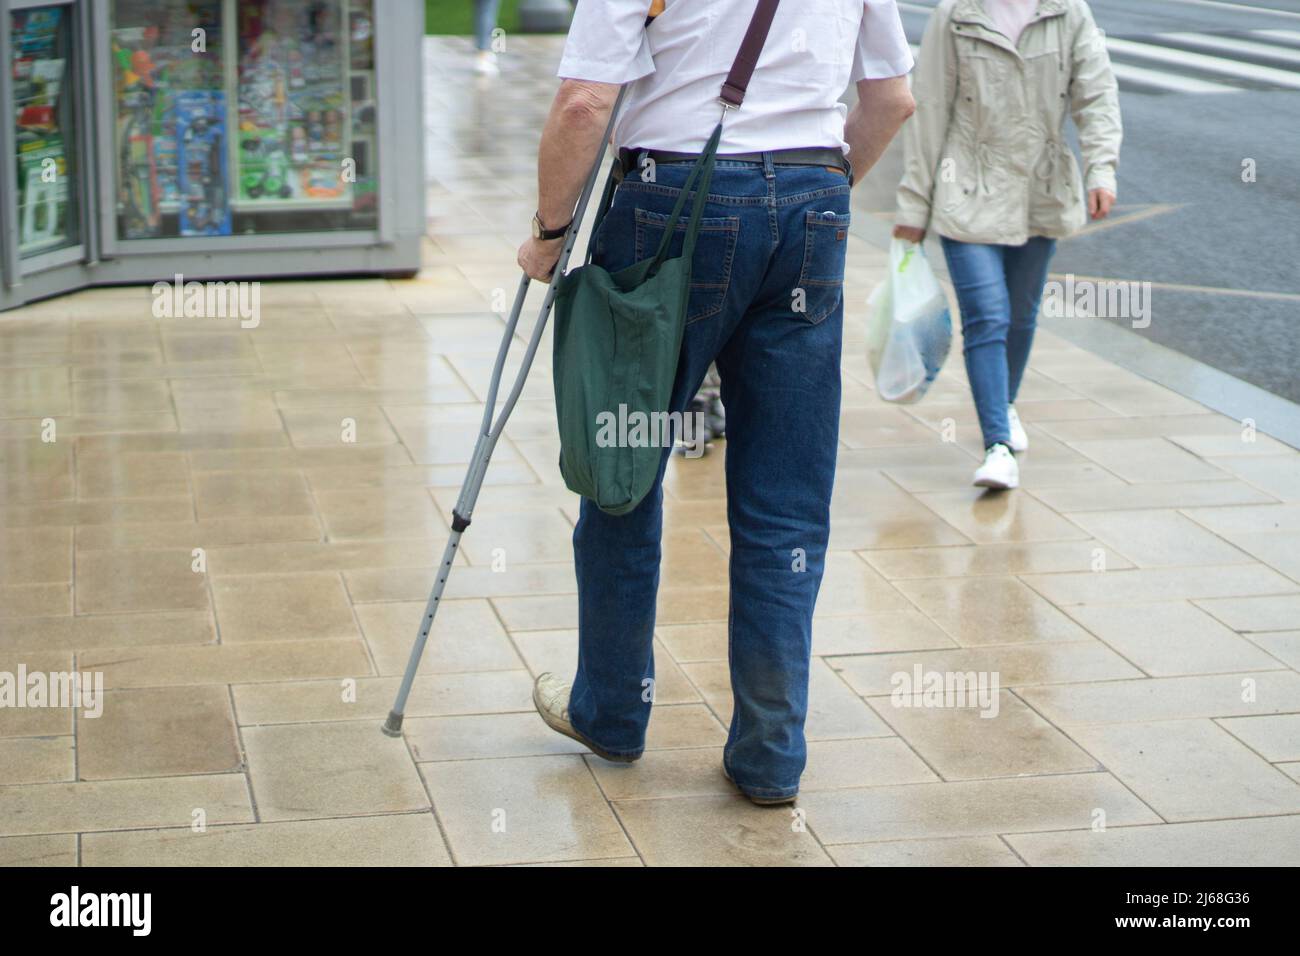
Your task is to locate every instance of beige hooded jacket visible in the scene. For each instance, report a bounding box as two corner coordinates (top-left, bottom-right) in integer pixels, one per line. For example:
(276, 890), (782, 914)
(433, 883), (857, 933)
(895, 0), (1123, 245)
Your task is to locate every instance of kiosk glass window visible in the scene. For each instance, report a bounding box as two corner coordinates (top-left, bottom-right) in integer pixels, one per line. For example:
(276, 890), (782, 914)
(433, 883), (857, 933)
(109, 0), (378, 240)
(11, 5), (80, 257)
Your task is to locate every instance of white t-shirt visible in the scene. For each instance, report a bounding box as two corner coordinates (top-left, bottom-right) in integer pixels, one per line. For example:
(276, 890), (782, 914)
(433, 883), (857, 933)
(557, 0), (915, 155)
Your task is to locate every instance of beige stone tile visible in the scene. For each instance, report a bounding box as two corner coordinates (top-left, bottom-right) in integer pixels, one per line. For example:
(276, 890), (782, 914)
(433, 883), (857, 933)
(206, 538), (443, 576)
(78, 686), (240, 780)
(1184, 503), (1300, 535)
(279, 406), (399, 447)
(0, 582), (70, 618)
(0, 834), (77, 866)
(1195, 594), (1300, 632)
(314, 486), (448, 541)
(1206, 456), (1300, 501)
(1250, 631), (1300, 669)
(357, 598), (520, 675)
(3, 497), (194, 529)
(813, 611), (959, 655)
(1006, 814), (1300, 866)
(684, 658), (894, 739)
(646, 703), (728, 750)
(0, 367), (69, 417)
(587, 748), (735, 800)
(1169, 433), (1294, 458)
(189, 443), (412, 473)
(800, 737), (939, 791)
(613, 794), (834, 866)
(0, 527), (71, 585)
(79, 639), (371, 689)
(654, 585), (731, 624)
(212, 572), (359, 643)
(828, 836), (1023, 867)
(1280, 763), (1300, 783)
(421, 755), (633, 865)
(192, 470), (314, 519)
(75, 549), (209, 614)
(1034, 413), (1242, 442)
(894, 576), (1093, 646)
(72, 379), (171, 415)
(0, 737), (75, 785)
(800, 772), (1159, 844)
(76, 452), (189, 500)
(406, 712), (585, 761)
(0, 612), (213, 655)
(1022, 564), (1296, 606)
(76, 515), (322, 552)
(913, 488), (1089, 544)
(1069, 719), (1300, 821)
(1029, 480), (1275, 513)
(1067, 509), (1254, 568)
(1064, 601), (1283, 676)
(833, 642), (1140, 697)
(83, 813), (451, 866)
(864, 540), (1131, 579)
(0, 774), (252, 836)
(813, 554), (914, 616)
(233, 670), (532, 725)
(0, 651), (74, 737)
(1020, 671), (1300, 726)
(1217, 714), (1300, 762)
(243, 721), (429, 821)
(868, 690), (1097, 780)
(346, 561), (576, 604)
(1218, 531), (1300, 583)
(886, 460), (1123, 494)
(491, 594), (577, 631)
(655, 623), (728, 662)
(457, 510), (575, 566)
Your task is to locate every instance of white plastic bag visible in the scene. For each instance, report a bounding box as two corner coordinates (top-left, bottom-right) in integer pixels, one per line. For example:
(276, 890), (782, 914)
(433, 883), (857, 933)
(865, 239), (953, 404)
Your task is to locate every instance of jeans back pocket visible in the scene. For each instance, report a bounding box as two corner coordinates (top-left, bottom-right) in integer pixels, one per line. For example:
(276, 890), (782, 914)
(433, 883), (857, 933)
(634, 209), (739, 325)
(797, 209), (850, 325)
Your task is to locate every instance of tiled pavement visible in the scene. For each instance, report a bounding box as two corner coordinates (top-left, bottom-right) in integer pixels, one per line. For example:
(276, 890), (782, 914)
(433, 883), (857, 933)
(1, 37), (1299, 866)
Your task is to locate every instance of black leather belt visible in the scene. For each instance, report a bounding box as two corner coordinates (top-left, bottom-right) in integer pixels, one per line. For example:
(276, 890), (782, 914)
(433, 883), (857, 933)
(616, 146), (852, 184)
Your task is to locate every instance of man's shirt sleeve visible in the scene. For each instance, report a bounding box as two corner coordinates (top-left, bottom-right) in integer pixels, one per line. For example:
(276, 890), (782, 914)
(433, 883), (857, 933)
(851, 0), (916, 81)
(557, 1), (657, 83)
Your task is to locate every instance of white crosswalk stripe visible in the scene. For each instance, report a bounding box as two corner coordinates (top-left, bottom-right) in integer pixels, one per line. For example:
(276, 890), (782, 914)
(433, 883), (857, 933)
(1105, 35), (1300, 90)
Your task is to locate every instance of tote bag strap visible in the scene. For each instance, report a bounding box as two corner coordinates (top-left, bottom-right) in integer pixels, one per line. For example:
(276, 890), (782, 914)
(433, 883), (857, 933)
(647, 0), (782, 275)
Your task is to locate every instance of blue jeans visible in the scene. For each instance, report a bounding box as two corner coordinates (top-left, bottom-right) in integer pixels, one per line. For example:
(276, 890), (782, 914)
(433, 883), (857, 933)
(567, 157), (850, 800)
(473, 0), (501, 51)
(940, 236), (1056, 449)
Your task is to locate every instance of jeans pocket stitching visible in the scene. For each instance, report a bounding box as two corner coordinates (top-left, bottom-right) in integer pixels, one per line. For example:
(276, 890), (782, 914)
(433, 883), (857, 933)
(633, 210), (740, 325)
(798, 210), (849, 325)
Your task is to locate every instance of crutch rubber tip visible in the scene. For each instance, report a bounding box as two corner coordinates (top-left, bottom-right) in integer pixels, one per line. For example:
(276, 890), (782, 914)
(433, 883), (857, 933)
(382, 711), (405, 737)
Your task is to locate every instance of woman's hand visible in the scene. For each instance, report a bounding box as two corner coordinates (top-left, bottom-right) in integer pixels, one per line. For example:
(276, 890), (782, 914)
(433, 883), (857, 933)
(1088, 188), (1115, 221)
(893, 225), (926, 244)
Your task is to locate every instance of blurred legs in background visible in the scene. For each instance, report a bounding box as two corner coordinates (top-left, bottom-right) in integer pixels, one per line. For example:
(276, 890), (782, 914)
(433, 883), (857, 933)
(473, 0), (502, 74)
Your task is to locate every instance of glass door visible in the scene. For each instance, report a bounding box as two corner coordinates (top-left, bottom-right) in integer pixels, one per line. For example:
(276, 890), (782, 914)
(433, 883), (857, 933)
(3, 0), (91, 289)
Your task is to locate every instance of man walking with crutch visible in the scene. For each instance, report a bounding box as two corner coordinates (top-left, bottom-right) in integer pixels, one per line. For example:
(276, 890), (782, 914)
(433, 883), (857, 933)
(517, 0), (915, 806)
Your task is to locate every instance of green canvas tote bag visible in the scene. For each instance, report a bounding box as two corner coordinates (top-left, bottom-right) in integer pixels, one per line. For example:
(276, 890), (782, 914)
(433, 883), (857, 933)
(551, 125), (721, 517)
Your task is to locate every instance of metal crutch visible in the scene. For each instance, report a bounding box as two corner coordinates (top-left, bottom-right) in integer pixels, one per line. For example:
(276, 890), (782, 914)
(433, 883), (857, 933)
(383, 86), (629, 737)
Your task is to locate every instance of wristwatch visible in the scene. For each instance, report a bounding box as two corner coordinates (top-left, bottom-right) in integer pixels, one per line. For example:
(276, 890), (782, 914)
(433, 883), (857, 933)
(532, 211), (572, 241)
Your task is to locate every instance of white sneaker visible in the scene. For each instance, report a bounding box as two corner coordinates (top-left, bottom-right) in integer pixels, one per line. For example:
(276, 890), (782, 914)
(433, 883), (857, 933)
(532, 672), (640, 763)
(1007, 405), (1029, 453)
(973, 443), (1020, 489)
(474, 50), (499, 75)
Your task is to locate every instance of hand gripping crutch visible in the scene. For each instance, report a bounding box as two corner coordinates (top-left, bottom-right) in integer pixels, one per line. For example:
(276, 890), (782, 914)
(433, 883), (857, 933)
(383, 86), (629, 737)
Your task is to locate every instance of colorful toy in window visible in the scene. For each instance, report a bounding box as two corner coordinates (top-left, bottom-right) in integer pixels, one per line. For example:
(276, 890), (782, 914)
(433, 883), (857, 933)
(175, 91), (230, 236)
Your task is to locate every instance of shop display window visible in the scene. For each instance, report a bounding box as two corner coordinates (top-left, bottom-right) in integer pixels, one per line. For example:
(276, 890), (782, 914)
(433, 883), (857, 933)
(109, 0), (378, 239)
(11, 4), (80, 257)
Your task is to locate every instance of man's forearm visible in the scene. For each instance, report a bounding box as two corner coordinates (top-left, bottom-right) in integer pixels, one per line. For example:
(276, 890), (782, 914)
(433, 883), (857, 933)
(536, 80), (621, 229)
(844, 76), (915, 186)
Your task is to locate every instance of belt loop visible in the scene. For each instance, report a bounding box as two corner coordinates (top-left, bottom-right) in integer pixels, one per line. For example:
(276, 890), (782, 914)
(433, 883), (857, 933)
(762, 151), (775, 179)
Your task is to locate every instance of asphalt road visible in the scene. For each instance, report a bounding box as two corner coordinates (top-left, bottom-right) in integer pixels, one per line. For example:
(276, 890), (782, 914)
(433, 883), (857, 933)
(860, 0), (1300, 403)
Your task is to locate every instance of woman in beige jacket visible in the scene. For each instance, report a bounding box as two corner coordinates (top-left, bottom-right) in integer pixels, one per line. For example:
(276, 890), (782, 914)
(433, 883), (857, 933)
(894, 0), (1122, 489)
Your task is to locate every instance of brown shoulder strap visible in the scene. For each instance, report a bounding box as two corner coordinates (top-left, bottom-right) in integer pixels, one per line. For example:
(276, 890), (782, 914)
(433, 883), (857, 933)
(719, 0), (781, 109)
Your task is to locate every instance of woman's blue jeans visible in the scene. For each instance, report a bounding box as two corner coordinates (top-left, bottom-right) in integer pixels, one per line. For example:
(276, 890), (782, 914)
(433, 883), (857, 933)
(940, 236), (1057, 449)
(567, 157), (851, 801)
